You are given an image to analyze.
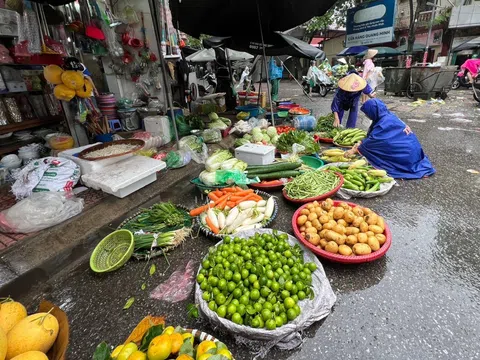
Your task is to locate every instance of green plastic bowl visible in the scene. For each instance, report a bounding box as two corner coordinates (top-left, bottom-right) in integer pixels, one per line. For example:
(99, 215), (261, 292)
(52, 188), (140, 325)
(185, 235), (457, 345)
(278, 111), (289, 118)
(301, 156), (325, 169)
(90, 230), (134, 273)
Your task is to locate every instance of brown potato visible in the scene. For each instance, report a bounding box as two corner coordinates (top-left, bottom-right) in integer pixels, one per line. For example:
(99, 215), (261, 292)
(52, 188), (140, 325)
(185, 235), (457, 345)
(299, 226), (306, 232)
(323, 223), (334, 230)
(376, 216), (385, 230)
(333, 207), (345, 220)
(305, 221), (312, 228)
(345, 227), (360, 235)
(319, 239), (328, 249)
(319, 215), (330, 224)
(321, 199), (333, 211)
(306, 227), (317, 234)
(306, 203), (315, 210)
(332, 224), (346, 235)
(352, 207), (364, 217)
(359, 222), (369, 233)
(357, 233), (368, 244)
(352, 217), (363, 228)
(301, 232), (305, 237)
(366, 231), (374, 237)
(312, 219), (321, 229)
(368, 225), (384, 234)
(312, 201), (319, 207)
(362, 207), (373, 215)
(338, 244), (353, 256)
(297, 215), (308, 226)
(353, 243), (372, 255)
(308, 212), (318, 221)
(315, 208), (324, 217)
(319, 229), (328, 238)
(375, 234), (386, 245)
(367, 236), (380, 251)
(300, 209), (310, 216)
(306, 233), (320, 246)
(335, 235), (346, 246)
(328, 219), (337, 226)
(337, 219), (347, 227)
(324, 241), (339, 254)
(324, 230), (342, 242)
(338, 202), (350, 209)
(346, 235), (358, 246)
(365, 213), (378, 225)
(343, 211), (355, 223)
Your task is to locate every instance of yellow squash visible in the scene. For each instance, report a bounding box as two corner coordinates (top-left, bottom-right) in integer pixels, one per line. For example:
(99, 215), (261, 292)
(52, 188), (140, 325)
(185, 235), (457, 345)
(117, 343), (137, 360)
(0, 300), (27, 334)
(6, 312), (59, 360)
(0, 328), (6, 360)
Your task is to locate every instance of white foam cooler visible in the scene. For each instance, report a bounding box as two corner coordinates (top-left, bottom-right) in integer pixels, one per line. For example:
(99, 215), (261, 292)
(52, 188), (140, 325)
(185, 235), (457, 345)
(81, 155), (166, 198)
(235, 144), (275, 165)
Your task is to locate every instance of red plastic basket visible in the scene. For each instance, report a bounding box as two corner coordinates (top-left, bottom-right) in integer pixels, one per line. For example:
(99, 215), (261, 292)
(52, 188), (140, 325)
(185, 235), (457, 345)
(317, 137), (334, 143)
(249, 179), (286, 191)
(291, 200), (392, 264)
(282, 172), (344, 204)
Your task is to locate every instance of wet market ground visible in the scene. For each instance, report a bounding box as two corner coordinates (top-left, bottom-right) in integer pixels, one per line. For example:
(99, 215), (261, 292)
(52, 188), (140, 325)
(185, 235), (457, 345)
(3, 83), (480, 359)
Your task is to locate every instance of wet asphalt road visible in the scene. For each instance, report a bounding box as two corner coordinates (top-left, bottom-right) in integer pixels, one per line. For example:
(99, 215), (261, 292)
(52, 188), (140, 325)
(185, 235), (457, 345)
(8, 83), (480, 359)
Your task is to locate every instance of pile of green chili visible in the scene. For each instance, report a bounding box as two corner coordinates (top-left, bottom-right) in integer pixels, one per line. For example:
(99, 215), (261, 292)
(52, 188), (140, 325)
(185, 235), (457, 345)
(284, 170), (340, 199)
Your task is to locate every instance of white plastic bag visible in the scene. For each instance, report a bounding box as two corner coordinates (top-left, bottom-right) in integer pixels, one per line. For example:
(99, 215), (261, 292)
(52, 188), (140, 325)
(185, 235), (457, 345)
(368, 67), (385, 90)
(0, 192), (84, 233)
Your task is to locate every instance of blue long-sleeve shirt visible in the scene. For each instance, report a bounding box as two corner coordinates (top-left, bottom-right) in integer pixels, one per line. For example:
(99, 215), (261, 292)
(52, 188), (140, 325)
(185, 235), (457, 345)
(331, 84), (373, 113)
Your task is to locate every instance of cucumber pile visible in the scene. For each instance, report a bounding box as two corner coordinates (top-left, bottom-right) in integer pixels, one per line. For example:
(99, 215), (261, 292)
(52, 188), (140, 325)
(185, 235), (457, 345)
(246, 162), (302, 180)
(333, 128), (367, 146)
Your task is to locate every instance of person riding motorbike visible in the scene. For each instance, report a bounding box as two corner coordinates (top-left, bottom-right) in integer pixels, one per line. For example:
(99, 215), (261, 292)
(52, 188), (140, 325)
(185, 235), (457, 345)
(306, 60), (332, 95)
(460, 54), (480, 85)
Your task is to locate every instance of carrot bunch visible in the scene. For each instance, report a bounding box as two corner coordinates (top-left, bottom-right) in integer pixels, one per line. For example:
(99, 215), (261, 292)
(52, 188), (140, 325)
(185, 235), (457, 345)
(189, 187), (262, 216)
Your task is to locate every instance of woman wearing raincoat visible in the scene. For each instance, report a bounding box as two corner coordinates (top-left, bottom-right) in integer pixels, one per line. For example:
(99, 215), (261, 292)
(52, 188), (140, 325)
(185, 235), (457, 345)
(331, 72), (375, 128)
(346, 98), (435, 179)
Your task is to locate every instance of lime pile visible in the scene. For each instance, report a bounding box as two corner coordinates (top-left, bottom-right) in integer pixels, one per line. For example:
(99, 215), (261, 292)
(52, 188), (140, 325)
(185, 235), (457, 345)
(197, 231), (317, 330)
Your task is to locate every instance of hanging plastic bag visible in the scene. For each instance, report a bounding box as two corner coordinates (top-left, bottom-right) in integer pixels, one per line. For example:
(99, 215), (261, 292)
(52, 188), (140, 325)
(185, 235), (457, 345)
(0, 192), (84, 233)
(150, 260), (195, 302)
(178, 135), (208, 164)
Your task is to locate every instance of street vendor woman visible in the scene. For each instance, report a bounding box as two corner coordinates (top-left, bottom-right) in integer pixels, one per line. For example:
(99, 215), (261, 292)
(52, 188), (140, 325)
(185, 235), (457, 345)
(345, 98), (436, 179)
(332, 72), (375, 128)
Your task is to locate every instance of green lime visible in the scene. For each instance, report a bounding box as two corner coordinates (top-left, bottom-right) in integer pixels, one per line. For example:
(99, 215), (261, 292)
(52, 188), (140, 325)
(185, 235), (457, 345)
(261, 309), (272, 321)
(262, 301), (274, 312)
(284, 297), (295, 309)
(271, 281), (280, 292)
(231, 299), (239, 306)
(291, 284), (298, 295)
(199, 268), (208, 276)
(218, 279), (227, 291)
(296, 281), (305, 292)
(234, 236), (242, 243)
(298, 291), (306, 300)
(265, 319), (276, 330)
(232, 288), (242, 299)
(212, 288), (220, 297)
(215, 293), (226, 305)
(299, 272), (307, 280)
(268, 294), (277, 305)
(224, 270), (233, 281)
(280, 312), (288, 324)
(253, 280), (260, 290)
(202, 259), (211, 269)
(237, 304), (246, 316)
(275, 316), (284, 327)
(250, 289), (260, 301)
(254, 302), (263, 313)
(241, 269), (249, 279)
(284, 250), (293, 258)
(287, 308), (297, 321)
(292, 274), (300, 283)
(292, 295), (299, 303)
(200, 280), (209, 291)
(303, 268), (312, 276)
(231, 313), (243, 325)
(227, 303), (237, 315)
(217, 305), (227, 318)
(232, 272), (241, 283)
(281, 290), (290, 300)
(284, 280), (293, 292)
(266, 270), (275, 280)
(227, 281), (236, 293)
(307, 262), (317, 272)
(197, 274), (205, 283)
(239, 295), (249, 305)
(251, 317), (260, 328)
(243, 279), (250, 287)
(294, 304), (301, 316)
(260, 287), (270, 298)
(248, 274), (258, 283)
(230, 264), (239, 272)
(208, 300), (217, 311)
(208, 276), (219, 287)
(202, 292), (210, 301)
(224, 236), (231, 244)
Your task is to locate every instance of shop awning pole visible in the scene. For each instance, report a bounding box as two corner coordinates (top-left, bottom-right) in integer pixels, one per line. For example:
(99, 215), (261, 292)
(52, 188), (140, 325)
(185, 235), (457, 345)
(256, 0), (275, 126)
(148, 0), (180, 149)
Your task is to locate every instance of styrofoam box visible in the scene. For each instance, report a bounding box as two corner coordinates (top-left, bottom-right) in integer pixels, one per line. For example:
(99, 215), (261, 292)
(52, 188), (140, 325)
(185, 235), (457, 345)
(144, 116), (171, 141)
(235, 144), (275, 165)
(59, 143), (133, 176)
(81, 155), (166, 198)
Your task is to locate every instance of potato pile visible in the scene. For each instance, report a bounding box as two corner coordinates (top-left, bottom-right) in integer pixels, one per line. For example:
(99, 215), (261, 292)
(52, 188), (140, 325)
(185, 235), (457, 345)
(296, 198), (386, 256)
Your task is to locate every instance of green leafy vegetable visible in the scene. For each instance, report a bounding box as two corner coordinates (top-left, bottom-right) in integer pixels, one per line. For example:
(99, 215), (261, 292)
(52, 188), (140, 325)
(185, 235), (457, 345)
(187, 303), (199, 319)
(185, 114), (204, 130)
(123, 297), (135, 310)
(93, 342), (111, 360)
(139, 324), (164, 352)
(315, 113), (340, 138)
(141, 283), (146, 290)
(276, 130), (320, 154)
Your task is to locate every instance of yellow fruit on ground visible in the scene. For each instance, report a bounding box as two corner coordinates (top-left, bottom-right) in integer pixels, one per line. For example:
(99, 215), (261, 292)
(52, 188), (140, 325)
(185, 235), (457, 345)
(111, 345), (125, 359)
(43, 65), (64, 84)
(127, 350), (146, 360)
(196, 341), (216, 360)
(0, 328), (6, 360)
(181, 333), (194, 345)
(147, 334), (172, 360)
(75, 78), (93, 98)
(162, 326), (175, 335)
(0, 300), (27, 334)
(117, 343), (138, 360)
(6, 312), (59, 360)
(216, 349), (232, 359)
(61, 70), (85, 90)
(176, 355), (194, 360)
(10, 351), (48, 360)
(170, 333), (183, 354)
(197, 355), (212, 360)
(54, 84), (76, 101)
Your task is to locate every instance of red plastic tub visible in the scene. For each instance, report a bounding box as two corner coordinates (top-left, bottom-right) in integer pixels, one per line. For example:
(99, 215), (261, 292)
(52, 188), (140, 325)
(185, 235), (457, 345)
(291, 200), (392, 264)
(282, 172), (344, 204)
(249, 180), (285, 191)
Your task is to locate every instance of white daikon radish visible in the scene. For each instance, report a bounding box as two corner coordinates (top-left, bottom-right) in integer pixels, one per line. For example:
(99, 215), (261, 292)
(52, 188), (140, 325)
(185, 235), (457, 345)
(242, 213), (264, 226)
(256, 207), (266, 213)
(233, 224), (261, 233)
(217, 212), (226, 230)
(207, 208), (219, 228)
(238, 201), (257, 210)
(265, 197), (275, 219)
(227, 208), (253, 233)
(225, 207), (239, 227)
(257, 200), (267, 207)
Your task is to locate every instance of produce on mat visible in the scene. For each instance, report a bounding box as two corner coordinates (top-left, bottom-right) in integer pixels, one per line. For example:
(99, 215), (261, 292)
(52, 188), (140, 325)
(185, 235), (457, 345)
(314, 113), (340, 139)
(284, 171), (340, 200)
(246, 162), (302, 180)
(333, 128), (367, 146)
(320, 148), (352, 163)
(196, 231), (317, 329)
(325, 162), (394, 192)
(207, 112), (231, 130)
(190, 187), (275, 234)
(296, 198), (387, 256)
(276, 130), (320, 154)
(199, 151), (248, 187)
(94, 320), (233, 360)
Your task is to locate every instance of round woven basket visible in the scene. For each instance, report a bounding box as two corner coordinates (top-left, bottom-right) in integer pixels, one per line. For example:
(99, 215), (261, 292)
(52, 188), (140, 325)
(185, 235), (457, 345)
(78, 139), (145, 161)
(90, 230), (134, 273)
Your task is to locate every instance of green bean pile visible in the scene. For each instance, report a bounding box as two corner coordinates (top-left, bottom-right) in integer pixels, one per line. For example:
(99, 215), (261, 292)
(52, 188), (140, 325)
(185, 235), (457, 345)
(284, 170), (340, 199)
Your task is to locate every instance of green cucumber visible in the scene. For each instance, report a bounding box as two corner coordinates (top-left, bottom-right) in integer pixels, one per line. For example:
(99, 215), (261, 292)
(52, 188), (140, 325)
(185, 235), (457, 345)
(249, 170), (302, 180)
(343, 180), (360, 191)
(246, 162), (301, 175)
(367, 182), (380, 192)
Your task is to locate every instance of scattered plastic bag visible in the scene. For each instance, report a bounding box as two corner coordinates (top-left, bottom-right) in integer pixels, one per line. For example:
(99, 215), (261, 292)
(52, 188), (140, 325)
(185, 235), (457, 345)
(215, 169), (257, 185)
(0, 192), (84, 233)
(166, 149), (191, 168)
(179, 135), (208, 163)
(202, 129), (222, 144)
(368, 67), (385, 90)
(150, 260), (195, 302)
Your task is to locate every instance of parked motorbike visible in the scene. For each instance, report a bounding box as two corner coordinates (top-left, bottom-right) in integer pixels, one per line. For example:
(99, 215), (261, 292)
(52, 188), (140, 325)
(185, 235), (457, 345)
(302, 74), (333, 97)
(198, 71), (217, 96)
(451, 69), (470, 90)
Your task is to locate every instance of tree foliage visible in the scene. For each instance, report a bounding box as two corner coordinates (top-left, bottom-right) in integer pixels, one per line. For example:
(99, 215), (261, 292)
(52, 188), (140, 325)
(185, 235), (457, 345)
(305, 0), (357, 33)
(186, 34), (210, 49)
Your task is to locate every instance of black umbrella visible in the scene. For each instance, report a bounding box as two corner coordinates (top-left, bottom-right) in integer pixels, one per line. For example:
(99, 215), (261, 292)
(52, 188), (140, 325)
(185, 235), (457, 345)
(170, 0), (337, 40)
(337, 46), (369, 56)
(203, 33), (325, 60)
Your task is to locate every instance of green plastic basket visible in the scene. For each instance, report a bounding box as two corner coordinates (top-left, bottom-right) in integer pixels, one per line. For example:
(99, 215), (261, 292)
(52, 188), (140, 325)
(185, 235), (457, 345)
(301, 156), (325, 169)
(90, 230), (134, 273)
